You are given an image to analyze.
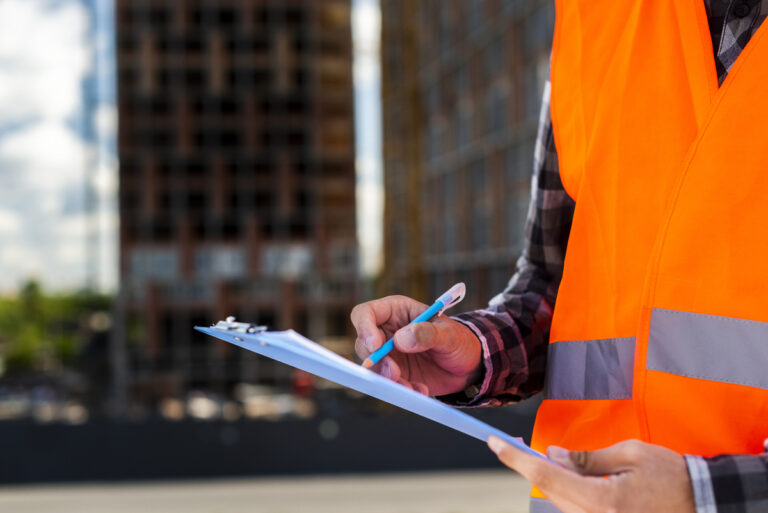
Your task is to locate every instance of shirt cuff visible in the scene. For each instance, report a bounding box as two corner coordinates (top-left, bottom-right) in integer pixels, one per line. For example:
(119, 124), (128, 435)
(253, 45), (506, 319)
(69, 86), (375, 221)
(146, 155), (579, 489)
(452, 315), (497, 403)
(685, 455), (717, 513)
(434, 314), (504, 407)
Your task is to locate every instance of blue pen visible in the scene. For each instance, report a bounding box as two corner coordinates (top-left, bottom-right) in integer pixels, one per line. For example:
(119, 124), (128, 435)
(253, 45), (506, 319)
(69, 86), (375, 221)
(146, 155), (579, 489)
(362, 283), (467, 368)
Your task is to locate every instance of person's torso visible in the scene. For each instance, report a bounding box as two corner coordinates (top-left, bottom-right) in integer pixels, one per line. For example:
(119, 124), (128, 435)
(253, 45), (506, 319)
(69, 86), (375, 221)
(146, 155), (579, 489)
(531, 0), (768, 508)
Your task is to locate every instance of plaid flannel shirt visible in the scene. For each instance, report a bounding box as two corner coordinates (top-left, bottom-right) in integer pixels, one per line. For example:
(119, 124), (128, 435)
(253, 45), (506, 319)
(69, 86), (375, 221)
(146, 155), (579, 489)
(449, 2), (768, 511)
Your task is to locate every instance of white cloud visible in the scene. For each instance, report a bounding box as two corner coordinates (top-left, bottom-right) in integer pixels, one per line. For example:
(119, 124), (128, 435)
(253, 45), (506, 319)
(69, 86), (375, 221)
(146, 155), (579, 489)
(356, 181), (383, 276)
(92, 104), (119, 199)
(0, 245), (44, 289)
(355, 155), (381, 184)
(93, 104), (116, 142)
(354, 55), (381, 87)
(0, 0), (91, 124)
(93, 158), (118, 197)
(0, 0), (104, 293)
(352, 0), (380, 54)
(353, 0), (383, 278)
(352, 0), (381, 87)
(0, 120), (89, 192)
(0, 209), (21, 236)
(55, 213), (90, 266)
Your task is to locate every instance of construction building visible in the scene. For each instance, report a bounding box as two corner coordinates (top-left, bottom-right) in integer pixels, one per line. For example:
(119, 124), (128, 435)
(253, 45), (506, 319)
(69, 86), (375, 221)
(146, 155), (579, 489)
(116, 0), (357, 401)
(380, 0), (555, 309)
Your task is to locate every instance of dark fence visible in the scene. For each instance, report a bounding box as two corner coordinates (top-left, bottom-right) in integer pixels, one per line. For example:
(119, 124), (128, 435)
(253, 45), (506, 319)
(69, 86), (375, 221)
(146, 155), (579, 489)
(0, 403), (537, 484)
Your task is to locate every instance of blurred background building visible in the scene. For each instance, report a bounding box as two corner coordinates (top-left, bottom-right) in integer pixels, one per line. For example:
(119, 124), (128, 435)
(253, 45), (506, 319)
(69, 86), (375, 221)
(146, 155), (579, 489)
(380, 0), (554, 308)
(116, 0), (358, 408)
(0, 0), (554, 486)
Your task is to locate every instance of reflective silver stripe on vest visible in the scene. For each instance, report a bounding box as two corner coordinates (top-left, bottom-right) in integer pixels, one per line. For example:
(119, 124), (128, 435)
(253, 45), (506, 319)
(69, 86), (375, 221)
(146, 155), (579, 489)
(648, 308), (768, 389)
(545, 337), (636, 400)
(530, 497), (563, 513)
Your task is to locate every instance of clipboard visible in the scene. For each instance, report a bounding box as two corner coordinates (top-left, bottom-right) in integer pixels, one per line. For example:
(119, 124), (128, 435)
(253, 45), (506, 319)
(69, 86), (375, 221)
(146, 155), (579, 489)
(196, 318), (546, 460)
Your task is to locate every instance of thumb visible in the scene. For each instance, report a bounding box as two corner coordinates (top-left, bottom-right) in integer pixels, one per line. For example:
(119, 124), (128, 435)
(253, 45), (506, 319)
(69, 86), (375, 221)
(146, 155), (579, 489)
(547, 440), (642, 476)
(393, 321), (438, 353)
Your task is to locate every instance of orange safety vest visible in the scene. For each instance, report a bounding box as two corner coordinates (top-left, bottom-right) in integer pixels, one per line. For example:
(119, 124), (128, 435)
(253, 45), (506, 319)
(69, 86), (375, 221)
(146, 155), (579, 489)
(531, 1), (768, 511)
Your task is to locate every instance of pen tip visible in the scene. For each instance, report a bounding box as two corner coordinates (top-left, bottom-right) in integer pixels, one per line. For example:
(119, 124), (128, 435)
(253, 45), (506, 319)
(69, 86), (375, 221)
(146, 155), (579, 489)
(362, 359), (373, 369)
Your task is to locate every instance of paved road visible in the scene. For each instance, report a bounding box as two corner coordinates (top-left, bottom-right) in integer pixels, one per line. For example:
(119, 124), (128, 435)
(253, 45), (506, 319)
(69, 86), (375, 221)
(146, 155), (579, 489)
(0, 470), (531, 513)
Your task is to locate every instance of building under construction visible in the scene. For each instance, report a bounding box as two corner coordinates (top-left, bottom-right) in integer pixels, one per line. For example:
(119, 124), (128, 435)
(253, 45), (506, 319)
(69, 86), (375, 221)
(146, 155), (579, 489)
(380, 0), (554, 308)
(116, 0), (357, 403)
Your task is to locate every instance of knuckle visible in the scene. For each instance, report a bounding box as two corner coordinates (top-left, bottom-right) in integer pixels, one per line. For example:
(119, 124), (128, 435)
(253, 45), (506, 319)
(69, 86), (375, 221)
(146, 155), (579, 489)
(622, 439), (644, 459)
(353, 338), (368, 358)
(350, 304), (375, 329)
(388, 294), (416, 307)
(350, 303), (366, 320)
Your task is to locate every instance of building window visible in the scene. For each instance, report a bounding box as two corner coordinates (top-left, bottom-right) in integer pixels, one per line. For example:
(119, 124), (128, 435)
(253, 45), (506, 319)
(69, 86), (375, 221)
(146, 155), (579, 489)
(195, 247), (246, 278)
(130, 248), (180, 281)
(261, 244), (313, 279)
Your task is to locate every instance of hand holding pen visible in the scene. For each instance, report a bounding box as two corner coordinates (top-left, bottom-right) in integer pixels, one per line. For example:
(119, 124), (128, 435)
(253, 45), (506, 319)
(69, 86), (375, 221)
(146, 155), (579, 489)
(351, 283), (484, 396)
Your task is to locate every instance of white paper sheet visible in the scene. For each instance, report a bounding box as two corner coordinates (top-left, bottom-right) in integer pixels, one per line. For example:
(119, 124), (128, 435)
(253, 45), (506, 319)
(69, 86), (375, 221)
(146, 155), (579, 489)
(196, 326), (546, 459)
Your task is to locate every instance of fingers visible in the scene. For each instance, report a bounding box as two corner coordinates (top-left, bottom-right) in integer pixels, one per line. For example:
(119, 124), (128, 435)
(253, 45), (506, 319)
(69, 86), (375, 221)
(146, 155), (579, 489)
(487, 436), (608, 509)
(351, 296), (428, 360)
(380, 357), (401, 382)
(393, 315), (470, 356)
(396, 380), (429, 395)
(361, 353), (427, 394)
(547, 446), (579, 472)
(393, 321), (439, 353)
(387, 378), (427, 397)
(350, 301), (387, 357)
(354, 336), (375, 361)
(547, 440), (644, 476)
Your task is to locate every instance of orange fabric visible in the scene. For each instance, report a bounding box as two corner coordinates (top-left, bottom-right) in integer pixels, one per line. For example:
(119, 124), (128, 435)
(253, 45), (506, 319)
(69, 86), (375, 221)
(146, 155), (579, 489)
(532, 0), (768, 498)
(533, 399), (639, 450)
(639, 2), (768, 455)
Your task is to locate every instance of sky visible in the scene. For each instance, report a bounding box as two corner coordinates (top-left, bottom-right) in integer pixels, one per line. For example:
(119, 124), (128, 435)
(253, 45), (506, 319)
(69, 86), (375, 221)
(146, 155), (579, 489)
(352, 0), (384, 277)
(0, 0), (117, 294)
(0, 0), (382, 294)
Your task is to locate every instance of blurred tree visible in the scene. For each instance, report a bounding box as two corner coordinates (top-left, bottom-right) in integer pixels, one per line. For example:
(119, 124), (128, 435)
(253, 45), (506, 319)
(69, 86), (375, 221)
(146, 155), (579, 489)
(0, 279), (113, 376)
(20, 279), (43, 322)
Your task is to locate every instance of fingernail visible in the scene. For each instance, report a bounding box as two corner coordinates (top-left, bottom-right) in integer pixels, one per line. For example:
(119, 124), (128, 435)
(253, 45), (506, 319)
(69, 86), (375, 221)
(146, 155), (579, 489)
(413, 323), (428, 343)
(363, 336), (374, 352)
(487, 436), (505, 455)
(401, 326), (418, 349)
(547, 446), (570, 464)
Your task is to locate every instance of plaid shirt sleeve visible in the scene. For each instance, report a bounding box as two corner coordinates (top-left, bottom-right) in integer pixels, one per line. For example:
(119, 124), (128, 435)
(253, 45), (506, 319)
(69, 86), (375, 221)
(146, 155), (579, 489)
(686, 450), (768, 513)
(441, 80), (575, 406)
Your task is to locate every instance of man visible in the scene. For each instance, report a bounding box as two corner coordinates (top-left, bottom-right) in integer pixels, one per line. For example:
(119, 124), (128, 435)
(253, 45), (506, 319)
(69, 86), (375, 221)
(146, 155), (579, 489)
(352, 2), (768, 512)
